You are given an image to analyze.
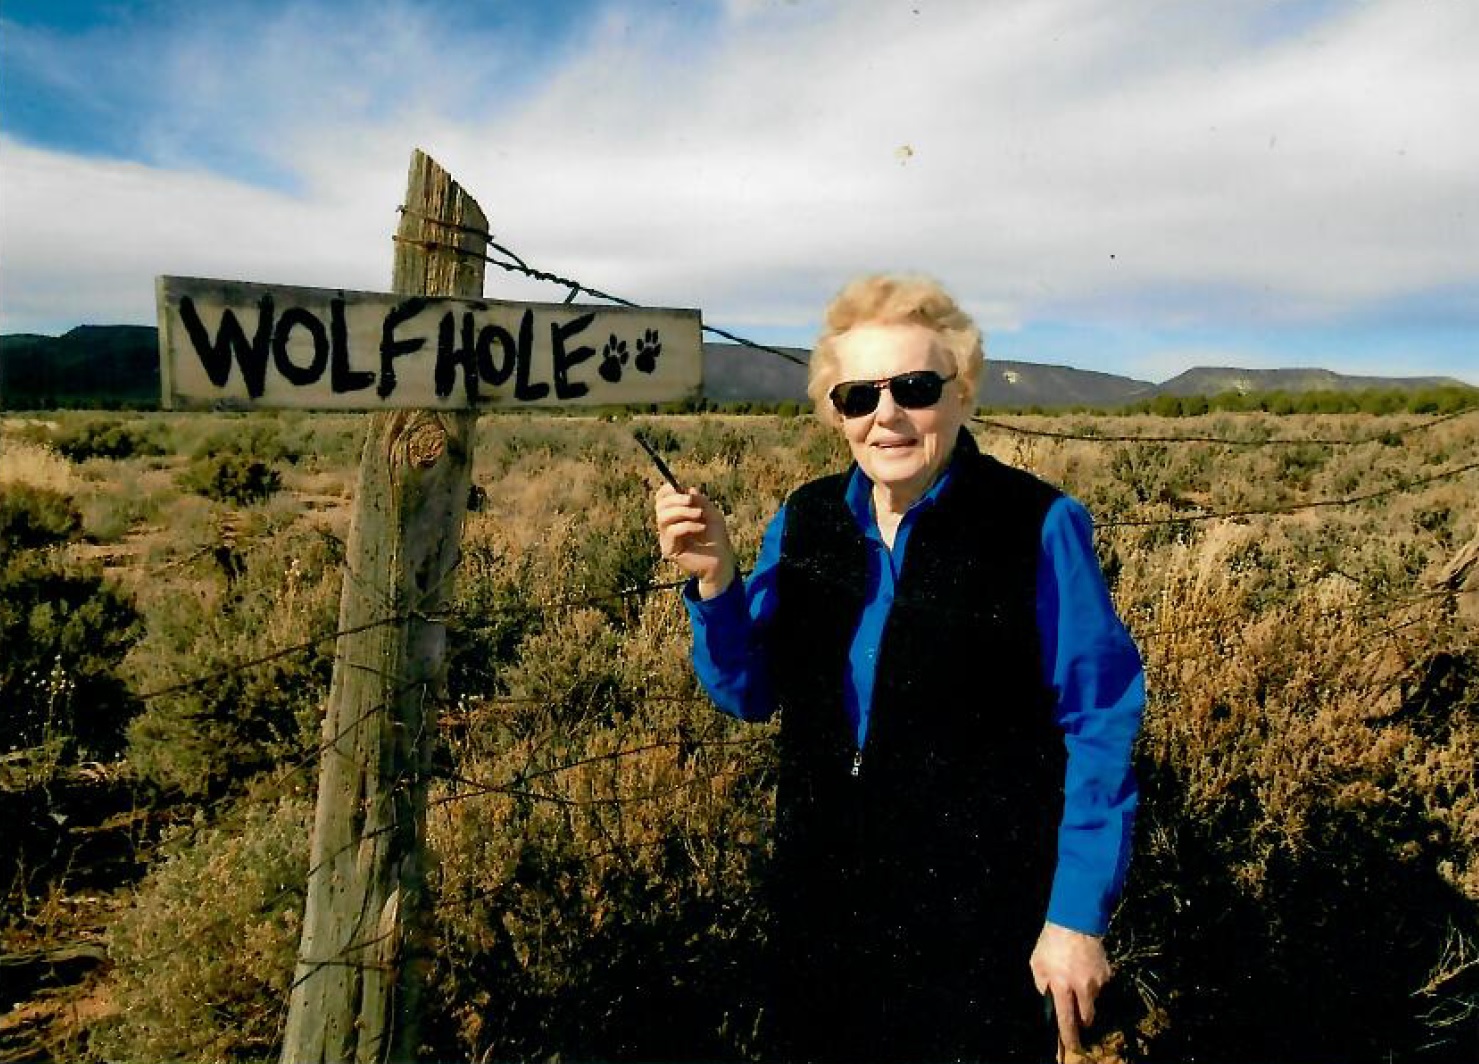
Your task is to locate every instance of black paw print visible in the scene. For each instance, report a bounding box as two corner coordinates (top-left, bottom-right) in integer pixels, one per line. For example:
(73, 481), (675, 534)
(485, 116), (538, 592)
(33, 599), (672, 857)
(634, 328), (662, 374)
(598, 334), (629, 383)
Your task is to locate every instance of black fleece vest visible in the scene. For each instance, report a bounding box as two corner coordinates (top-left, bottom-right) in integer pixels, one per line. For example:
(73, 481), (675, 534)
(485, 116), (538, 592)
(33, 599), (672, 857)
(764, 430), (1066, 954)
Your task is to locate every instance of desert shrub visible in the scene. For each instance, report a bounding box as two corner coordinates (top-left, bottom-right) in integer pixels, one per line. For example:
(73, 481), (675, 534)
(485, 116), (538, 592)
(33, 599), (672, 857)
(0, 550), (142, 760)
(76, 483), (163, 543)
(1121, 388), (1479, 417)
(792, 418), (850, 472)
(419, 432), (776, 1059)
(576, 471), (663, 626)
(173, 411), (361, 485)
(687, 422), (752, 466)
(190, 416), (298, 463)
(0, 482), (81, 557)
(1273, 442), (1329, 490)
(1112, 527), (1479, 1062)
(94, 795), (310, 1064)
(483, 418), (579, 463)
(53, 410), (1479, 1061)
(51, 418), (167, 462)
(634, 422), (680, 454)
(0, 436), (82, 497)
(178, 454), (283, 505)
(126, 526), (341, 797)
(427, 681), (771, 1062)
(445, 543), (544, 702)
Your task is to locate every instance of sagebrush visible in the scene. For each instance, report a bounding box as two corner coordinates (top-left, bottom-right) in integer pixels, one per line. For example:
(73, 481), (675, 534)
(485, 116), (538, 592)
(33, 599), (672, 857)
(0, 408), (1475, 1062)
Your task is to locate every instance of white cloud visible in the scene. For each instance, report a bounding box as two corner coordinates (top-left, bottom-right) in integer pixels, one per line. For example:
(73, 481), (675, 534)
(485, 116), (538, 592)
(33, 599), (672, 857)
(0, 136), (391, 328)
(2, 0), (1477, 353)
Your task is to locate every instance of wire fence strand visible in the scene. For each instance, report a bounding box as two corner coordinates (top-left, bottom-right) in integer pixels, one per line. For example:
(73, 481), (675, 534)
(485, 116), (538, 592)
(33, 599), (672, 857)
(971, 406), (1477, 447)
(1098, 459), (1479, 529)
(14, 219), (1477, 1061)
(393, 231), (810, 367)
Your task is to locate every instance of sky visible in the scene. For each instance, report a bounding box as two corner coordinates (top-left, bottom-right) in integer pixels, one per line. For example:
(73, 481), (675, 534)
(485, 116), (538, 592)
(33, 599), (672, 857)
(1, 0), (1475, 386)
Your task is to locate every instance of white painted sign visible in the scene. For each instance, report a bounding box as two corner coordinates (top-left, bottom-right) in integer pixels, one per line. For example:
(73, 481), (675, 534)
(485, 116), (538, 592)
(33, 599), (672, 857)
(156, 276), (703, 410)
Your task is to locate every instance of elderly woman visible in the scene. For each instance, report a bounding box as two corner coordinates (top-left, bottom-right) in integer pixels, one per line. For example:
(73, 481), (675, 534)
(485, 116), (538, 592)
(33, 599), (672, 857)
(654, 276), (1144, 1063)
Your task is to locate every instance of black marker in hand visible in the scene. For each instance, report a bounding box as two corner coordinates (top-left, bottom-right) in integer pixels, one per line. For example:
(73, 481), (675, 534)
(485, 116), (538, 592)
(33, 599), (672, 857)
(634, 430), (681, 492)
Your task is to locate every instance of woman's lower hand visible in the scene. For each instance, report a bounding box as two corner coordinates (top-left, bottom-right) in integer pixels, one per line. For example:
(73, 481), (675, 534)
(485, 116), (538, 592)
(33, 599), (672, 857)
(653, 484), (737, 598)
(1030, 921), (1112, 1061)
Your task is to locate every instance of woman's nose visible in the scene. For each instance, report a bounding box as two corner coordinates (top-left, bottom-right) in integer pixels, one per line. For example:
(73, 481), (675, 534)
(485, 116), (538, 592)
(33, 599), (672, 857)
(874, 385), (904, 422)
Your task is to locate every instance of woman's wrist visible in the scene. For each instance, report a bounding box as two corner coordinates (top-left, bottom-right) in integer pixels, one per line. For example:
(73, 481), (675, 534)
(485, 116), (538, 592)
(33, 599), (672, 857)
(696, 562), (737, 600)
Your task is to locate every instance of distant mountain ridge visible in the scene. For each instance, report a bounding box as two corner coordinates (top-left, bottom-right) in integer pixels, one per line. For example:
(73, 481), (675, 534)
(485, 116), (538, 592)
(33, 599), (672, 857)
(0, 325), (160, 407)
(701, 342), (1472, 408)
(702, 342), (1158, 408)
(0, 326), (1471, 410)
(1154, 366), (1470, 398)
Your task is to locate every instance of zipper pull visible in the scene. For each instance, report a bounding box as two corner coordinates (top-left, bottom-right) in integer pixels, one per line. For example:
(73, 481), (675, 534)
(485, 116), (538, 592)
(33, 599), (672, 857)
(851, 751), (863, 778)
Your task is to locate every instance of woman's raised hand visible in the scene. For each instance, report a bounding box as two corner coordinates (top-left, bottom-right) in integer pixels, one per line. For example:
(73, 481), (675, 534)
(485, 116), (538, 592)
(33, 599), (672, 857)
(653, 483), (738, 599)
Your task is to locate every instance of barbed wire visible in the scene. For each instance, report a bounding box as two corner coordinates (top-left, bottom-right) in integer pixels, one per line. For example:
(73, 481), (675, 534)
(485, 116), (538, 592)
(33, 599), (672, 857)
(19, 216), (1477, 1050)
(110, 679), (431, 976)
(392, 221), (808, 368)
(399, 208), (1474, 444)
(1114, 595), (1464, 689)
(971, 406), (1477, 447)
(1098, 459), (1479, 529)
(1129, 579), (1475, 645)
(474, 732), (765, 789)
(432, 764), (752, 811)
(116, 708), (762, 985)
(133, 611), (409, 702)
(1139, 598), (1476, 698)
(133, 575), (689, 703)
(137, 689), (739, 1006)
(127, 444), (1476, 701)
(438, 691), (710, 730)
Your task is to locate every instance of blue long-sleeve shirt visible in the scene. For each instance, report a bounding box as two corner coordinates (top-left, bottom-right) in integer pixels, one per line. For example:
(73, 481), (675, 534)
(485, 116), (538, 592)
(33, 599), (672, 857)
(684, 460), (1145, 936)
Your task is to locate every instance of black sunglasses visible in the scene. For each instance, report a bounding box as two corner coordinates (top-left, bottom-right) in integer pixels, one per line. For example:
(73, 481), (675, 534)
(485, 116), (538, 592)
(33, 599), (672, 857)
(828, 369), (958, 418)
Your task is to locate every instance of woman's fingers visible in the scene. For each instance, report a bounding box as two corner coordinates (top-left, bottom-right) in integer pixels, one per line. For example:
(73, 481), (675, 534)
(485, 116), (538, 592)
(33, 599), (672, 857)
(656, 501), (706, 527)
(661, 520), (713, 556)
(654, 486), (733, 582)
(1052, 985), (1082, 1056)
(654, 487), (705, 522)
(655, 497), (708, 540)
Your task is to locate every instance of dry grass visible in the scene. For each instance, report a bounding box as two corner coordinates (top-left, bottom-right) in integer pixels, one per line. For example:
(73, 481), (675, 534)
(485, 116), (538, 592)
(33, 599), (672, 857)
(4, 408), (1475, 1063)
(0, 437), (83, 495)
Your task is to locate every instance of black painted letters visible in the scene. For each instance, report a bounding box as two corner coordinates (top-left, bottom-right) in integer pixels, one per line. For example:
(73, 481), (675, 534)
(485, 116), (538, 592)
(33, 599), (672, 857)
(181, 294), (274, 399)
(172, 286), (667, 405)
(434, 311), (480, 402)
(330, 298), (374, 394)
(272, 307), (329, 386)
(477, 322), (517, 388)
(513, 310), (549, 402)
(551, 312), (597, 401)
(379, 299), (428, 399)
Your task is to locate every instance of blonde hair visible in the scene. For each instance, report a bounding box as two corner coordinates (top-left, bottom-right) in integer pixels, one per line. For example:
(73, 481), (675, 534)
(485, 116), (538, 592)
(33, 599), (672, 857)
(806, 274), (984, 421)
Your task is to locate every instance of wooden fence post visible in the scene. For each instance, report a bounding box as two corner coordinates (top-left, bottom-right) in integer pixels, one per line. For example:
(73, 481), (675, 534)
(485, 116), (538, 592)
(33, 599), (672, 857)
(280, 150), (487, 1064)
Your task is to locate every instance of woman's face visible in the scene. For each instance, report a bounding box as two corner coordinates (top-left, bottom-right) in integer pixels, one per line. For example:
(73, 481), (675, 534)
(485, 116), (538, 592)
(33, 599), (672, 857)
(830, 322), (971, 506)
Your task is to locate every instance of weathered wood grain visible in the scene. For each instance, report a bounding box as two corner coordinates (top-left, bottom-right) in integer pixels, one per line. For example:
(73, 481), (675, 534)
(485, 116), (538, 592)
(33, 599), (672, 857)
(279, 150), (484, 1064)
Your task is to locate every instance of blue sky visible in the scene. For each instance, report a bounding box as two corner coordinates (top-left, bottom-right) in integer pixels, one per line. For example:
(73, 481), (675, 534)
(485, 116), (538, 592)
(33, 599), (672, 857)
(1, 0), (1475, 385)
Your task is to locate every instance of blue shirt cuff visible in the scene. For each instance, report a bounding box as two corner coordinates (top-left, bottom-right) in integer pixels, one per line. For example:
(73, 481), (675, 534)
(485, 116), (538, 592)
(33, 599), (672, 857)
(684, 569), (778, 722)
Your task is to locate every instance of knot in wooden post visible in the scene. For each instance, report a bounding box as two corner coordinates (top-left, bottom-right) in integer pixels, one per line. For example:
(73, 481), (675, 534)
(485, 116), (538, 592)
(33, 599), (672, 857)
(405, 419), (448, 469)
